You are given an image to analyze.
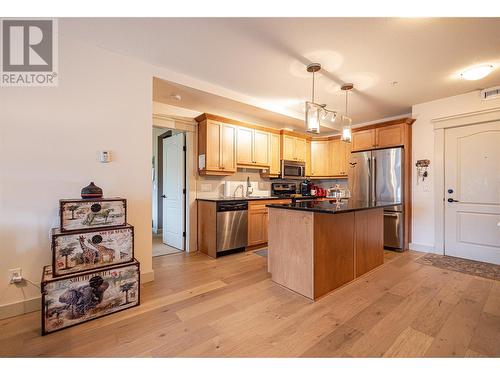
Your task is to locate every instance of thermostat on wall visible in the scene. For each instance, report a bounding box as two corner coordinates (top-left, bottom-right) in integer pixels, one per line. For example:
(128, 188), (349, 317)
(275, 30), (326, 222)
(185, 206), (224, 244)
(99, 150), (111, 163)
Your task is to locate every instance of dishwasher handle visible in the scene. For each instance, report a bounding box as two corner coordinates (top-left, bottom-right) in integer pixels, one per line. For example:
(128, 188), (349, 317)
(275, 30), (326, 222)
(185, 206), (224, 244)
(217, 201), (248, 212)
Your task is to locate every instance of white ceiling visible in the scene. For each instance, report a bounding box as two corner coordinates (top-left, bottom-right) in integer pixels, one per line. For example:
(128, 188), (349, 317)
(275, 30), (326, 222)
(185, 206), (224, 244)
(64, 18), (500, 126)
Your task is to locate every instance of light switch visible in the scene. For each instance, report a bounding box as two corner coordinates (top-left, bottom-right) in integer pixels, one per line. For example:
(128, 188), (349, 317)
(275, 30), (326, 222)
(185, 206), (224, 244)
(99, 150), (111, 163)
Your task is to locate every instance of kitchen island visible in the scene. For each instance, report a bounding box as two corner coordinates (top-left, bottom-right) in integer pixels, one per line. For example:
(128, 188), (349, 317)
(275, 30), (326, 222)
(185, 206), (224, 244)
(266, 200), (399, 300)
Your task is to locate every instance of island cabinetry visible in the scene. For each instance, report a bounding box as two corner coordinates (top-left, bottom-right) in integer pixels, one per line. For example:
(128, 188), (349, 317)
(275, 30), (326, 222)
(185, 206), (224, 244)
(268, 206), (384, 300)
(355, 208), (384, 277)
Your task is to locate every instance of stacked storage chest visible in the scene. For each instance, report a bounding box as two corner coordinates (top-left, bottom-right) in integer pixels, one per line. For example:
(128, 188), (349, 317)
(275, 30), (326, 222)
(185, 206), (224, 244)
(41, 198), (140, 335)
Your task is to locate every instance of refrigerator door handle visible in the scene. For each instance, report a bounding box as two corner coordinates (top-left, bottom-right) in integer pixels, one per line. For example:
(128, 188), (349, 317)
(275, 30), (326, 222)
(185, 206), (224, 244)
(372, 155), (377, 203)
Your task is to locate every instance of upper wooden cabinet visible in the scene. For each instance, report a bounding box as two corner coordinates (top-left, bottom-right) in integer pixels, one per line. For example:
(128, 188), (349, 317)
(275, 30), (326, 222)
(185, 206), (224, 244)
(310, 140), (331, 177)
(352, 129), (377, 151)
(198, 119), (236, 175)
(375, 124), (405, 148)
(269, 133), (281, 176)
(281, 134), (307, 162)
(236, 127), (270, 167)
(351, 120), (411, 152)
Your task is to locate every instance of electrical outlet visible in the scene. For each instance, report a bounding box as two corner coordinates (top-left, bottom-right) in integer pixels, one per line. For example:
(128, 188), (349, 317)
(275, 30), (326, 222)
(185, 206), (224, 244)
(9, 268), (22, 284)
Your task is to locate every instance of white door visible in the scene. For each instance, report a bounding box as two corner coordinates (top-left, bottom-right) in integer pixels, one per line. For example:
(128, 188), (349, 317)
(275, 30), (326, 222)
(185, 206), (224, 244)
(162, 133), (185, 250)
(444, 121), (500, 264)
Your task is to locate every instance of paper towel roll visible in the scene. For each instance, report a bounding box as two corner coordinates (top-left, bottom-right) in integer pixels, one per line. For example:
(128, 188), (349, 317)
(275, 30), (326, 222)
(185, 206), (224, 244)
(223, 181), (231, 197)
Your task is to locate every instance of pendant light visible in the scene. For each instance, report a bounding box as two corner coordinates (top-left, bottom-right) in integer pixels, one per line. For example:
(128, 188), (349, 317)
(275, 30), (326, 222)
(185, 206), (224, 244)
(305, 63), (321, 134)
(305, 63), (340, 134)
(340, 83), (353, 143)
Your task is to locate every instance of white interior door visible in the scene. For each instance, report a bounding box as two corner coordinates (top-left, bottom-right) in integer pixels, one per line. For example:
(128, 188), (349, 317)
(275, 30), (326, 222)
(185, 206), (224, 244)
(444, 121), (500, 264)
(162, 133), (185, 250)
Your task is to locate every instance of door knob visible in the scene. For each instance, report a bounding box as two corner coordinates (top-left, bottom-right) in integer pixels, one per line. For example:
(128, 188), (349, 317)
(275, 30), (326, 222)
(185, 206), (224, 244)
(161, 195), (167, 198)
(447, 198), (459, 203)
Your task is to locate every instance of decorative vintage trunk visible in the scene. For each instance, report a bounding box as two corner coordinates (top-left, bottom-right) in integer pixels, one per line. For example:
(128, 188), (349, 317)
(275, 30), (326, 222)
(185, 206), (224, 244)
(51, 225), (134, 276)
(41, 260), (140, 335)
(59, 198), (126, 232)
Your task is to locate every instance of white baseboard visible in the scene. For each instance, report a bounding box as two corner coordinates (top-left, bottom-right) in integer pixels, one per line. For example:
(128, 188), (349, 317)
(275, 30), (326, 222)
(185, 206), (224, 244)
(409, 242), (436, 253)
(141, 270), (155, 284)
(0, 296), (41, 320)
(1, 270), (155, 320)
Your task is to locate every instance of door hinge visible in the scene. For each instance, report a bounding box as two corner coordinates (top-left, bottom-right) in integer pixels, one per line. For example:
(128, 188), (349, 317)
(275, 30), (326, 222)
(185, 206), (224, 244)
(183, 188), (186, 195)
(183, 145), (186, 151)
(182, 231), (186, 237)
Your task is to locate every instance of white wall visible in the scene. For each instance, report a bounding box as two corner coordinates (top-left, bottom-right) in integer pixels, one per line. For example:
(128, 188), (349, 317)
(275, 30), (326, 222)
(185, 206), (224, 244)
(411, 90), (500, 252)
(0, 25), (190, 318)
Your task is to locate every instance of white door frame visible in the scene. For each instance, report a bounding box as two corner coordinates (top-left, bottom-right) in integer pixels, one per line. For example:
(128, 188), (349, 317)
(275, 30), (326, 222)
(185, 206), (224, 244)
(432, 106), (500, 254)
(162, 132), (186, 250)
(152, 114), (197, 253)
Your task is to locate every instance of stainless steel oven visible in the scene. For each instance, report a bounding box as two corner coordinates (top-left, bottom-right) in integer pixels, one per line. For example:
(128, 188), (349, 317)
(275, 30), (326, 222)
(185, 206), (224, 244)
(281, 160), (306, 179)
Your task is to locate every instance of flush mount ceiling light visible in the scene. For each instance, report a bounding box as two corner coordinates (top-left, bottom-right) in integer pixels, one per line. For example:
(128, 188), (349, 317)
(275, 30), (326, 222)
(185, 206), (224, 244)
(305, 63), (341, 134)
(460, 64), (495, 81)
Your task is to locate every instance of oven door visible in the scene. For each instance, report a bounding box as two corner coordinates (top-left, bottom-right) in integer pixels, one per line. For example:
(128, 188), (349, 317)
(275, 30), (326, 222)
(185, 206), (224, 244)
(281, 160), (306, 179)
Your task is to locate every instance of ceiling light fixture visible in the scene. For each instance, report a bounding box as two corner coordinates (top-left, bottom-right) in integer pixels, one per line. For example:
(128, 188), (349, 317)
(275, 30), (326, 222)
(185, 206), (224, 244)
(460, 64), (495, 81)
(340, 83), (353, 143)
(305, 63), (342, 134)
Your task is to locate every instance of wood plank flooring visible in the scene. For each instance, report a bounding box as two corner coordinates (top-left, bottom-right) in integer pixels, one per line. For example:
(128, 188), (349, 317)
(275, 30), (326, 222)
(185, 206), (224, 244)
(1, 250), (499, 357)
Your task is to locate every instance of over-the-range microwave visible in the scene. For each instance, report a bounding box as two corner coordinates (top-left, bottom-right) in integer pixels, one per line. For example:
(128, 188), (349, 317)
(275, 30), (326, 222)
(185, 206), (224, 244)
(281, 160), (306, 179)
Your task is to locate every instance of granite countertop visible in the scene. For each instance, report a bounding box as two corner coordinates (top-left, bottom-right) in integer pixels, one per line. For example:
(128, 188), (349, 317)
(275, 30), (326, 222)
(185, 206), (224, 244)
(266, 200), (401, 214)
(196, 196), (285, 202)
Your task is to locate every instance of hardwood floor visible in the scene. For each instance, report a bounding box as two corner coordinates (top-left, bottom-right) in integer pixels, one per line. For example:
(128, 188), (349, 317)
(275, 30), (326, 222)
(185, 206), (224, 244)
(1, 250), (499, 357)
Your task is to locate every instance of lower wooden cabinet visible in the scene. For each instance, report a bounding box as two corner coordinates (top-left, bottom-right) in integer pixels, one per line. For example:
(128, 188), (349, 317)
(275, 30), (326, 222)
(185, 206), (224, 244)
(247, 199), (290, 247)
(248, 208), (268, 246)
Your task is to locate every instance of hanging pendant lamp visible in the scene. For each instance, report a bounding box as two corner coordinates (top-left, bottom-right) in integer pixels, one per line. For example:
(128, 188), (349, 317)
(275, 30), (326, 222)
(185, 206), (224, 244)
(340, 83), (353, 143)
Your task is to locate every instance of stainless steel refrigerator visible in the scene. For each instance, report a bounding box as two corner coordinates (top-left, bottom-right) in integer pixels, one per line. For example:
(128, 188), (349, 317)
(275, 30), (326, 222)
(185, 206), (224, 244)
(348, 147), (404, 250)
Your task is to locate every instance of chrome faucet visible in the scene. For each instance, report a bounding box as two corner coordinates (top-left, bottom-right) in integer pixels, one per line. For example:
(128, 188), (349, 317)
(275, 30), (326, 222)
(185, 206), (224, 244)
(234, 184), (244, 198)
(246, 177), (253, 197)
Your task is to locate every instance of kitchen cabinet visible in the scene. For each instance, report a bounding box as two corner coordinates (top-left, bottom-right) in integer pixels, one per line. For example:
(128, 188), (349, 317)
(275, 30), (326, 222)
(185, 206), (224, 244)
(248, 206), (268, 246)
(330, 138), (351, 177)
(248, 199), (291, 248)
(352, 129), (377, 151)
(375, 124), (404, 148)
(237, 127), (270, 167)
(268, 133), (281, 176)
(351, 123), (405, 151)
(281, 134), (307, 162)
(310, 140), (331, 177)
(198, 119), (236, 175)
(305, 140), (311, 177)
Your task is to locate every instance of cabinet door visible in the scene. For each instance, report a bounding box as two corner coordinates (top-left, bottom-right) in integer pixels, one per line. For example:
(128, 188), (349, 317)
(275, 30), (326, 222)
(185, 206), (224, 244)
(282, 135), (295, 160)
(311, 141), (330, 176)
(294, 138), (307, 162)
(269, 133), (281, 175)
(248, 208), (268, 246)
(253, 130), (270, 166)
(329, 139), (342, 176)
(342, 141), (352, 176)
(205, 121), (221, 171)
(375, 124), (404, 148)
(236, 127), (253, 165)
(305, 140), (312, 176)
(352, 129), (376, 151)
(220, 124), (236, 171)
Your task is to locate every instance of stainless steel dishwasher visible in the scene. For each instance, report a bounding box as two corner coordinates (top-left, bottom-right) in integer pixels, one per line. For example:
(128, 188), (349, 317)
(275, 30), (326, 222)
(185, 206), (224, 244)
(216, 201), (248, 255)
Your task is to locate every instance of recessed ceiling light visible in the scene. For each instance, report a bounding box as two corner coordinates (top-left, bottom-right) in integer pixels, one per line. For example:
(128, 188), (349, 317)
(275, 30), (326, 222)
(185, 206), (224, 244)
(390, 81), (398, 86)
(170, 94), (182, 101)
(460, 64), (495, 81)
